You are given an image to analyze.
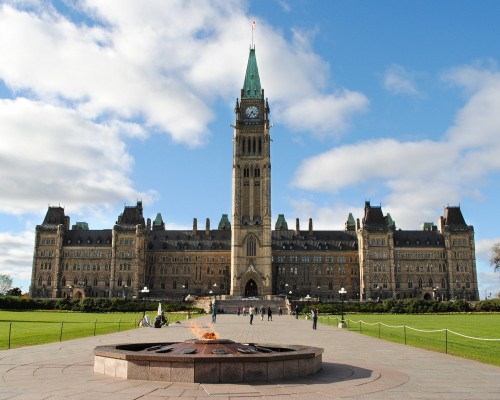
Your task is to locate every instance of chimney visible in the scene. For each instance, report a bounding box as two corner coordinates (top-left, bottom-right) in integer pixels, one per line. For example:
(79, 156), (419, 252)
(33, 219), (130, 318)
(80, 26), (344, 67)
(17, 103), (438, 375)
(147, 218), (151, 231)
(308, 218), (313, 235)
(206, 218), (210, 236)
(193, 218), (198, 236)
(295, 218), (300, 235)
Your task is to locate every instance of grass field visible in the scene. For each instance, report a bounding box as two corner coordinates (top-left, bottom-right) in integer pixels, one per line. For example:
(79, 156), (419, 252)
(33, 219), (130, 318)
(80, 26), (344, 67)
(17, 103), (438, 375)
(0, 311), (195, 350)
(318, 313), (500, 367)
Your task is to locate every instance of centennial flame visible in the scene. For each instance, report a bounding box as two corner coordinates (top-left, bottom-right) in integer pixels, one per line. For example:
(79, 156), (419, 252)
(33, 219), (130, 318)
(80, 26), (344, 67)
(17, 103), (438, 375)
(202, 332), (217, 340)
(188, 321), (219, 340)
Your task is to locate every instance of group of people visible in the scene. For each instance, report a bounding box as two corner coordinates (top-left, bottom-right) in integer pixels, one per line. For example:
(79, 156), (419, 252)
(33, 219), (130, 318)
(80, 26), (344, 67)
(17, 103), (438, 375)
(238, 305), (284, 324)
(153, 311), (168, 328)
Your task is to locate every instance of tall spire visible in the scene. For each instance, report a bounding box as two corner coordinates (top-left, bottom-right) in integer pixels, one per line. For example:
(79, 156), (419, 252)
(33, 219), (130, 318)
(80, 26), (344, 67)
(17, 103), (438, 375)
(242, 46), (262, 99)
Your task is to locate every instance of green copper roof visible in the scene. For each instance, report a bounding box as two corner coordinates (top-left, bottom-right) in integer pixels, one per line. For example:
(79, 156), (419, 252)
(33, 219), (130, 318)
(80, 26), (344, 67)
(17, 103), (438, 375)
(386, 213), (395, 227)
(218, 214), (231, 230)
(153, 213), (164, 227)
(242, 47), (262, 99)
(275, 214), (288, 230)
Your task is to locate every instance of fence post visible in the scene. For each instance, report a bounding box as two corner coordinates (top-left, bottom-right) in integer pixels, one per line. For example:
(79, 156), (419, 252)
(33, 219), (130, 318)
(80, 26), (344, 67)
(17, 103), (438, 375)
(404, 325), (407, 345)
(445, 329), (448, 354)
(118, 319), (121, 332)
(378, 322), (381, 338)
(8, 322), (12, 349)
(359, 320), (362, 334)
(59, 322), (64, 342)
(93, 320), (97, 336)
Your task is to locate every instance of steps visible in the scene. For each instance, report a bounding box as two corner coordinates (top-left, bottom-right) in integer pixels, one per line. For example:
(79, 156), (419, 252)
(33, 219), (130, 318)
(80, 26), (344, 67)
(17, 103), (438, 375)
(214, 298), (288, 316)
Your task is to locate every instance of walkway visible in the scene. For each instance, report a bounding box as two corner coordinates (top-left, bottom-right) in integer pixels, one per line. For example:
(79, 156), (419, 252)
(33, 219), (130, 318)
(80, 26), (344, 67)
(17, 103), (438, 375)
(1, 313), (499, 399)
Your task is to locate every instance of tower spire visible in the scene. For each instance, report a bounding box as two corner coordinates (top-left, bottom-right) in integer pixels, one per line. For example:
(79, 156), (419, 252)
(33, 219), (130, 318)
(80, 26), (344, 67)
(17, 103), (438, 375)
(242, 46), (262, 100)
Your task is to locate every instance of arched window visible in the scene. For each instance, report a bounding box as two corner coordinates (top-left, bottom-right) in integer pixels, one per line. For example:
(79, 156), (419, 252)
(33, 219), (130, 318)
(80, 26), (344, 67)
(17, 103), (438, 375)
(117, 277), (122, 287)
(172, 280), (177, 289)
(47, 276), (51, 286)
(127, 276), (132, 286)
(441, 278), (446, 288)
(418, 278), (423, 288)
(247, 236), (256, 257)
(254, 166), (260, 177)
(408, 278), (413, 288)
(184, 280), (189, 290)
(73, 277), (78, 285)
(61, 276), (66, 287)
(93, 277), (98, 287)
(383, 276), (388, 288)
(328, 281), (333, 290)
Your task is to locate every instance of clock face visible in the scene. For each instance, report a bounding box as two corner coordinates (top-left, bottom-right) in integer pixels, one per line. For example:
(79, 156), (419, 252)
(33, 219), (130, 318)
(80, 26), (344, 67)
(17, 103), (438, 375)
(245, 106), (259, 118)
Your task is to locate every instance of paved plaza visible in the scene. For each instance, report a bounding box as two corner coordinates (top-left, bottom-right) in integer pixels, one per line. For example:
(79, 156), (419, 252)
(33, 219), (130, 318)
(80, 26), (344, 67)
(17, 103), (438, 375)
(1, 313), (499, 399)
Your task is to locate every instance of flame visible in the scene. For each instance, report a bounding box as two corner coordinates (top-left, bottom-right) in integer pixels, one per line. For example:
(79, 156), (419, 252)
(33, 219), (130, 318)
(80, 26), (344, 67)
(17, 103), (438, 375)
(188, 321), (219, 339)
(202, 332), (217, 340)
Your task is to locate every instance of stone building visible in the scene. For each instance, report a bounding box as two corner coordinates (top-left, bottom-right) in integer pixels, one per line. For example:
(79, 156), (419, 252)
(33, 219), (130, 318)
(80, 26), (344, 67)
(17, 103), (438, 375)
(30, 46), (479, 302)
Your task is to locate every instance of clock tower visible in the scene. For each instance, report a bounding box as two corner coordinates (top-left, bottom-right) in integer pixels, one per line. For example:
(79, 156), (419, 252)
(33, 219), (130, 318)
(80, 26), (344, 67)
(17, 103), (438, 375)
(230, 46), (272, 297)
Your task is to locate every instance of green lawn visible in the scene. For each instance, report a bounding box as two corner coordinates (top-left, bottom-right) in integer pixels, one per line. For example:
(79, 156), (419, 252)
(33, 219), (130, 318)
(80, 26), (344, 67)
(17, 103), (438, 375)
(0, 311), (195, 350)
(318, 313), (500, 367)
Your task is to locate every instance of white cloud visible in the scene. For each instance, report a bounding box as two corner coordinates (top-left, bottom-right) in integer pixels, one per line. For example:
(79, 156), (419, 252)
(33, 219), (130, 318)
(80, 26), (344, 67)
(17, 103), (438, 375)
(292, 65), (500, 229)
(0, 231), (34, 291)
(0, 98), (156, 214)
(383, 64), (420, 96)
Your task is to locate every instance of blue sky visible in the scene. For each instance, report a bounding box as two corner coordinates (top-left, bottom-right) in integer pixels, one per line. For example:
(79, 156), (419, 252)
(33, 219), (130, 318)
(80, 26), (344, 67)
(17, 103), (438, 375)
(0, 0), (499, 298)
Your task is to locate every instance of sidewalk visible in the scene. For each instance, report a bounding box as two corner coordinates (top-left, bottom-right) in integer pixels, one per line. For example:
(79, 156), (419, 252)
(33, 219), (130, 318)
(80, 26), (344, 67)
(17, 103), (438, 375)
(1, 313), (499, 399)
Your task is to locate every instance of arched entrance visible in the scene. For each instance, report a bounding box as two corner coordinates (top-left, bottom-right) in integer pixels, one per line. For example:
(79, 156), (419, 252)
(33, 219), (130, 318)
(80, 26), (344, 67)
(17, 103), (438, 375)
(245, 279), (258, 297)
(423, 292), (432, 300)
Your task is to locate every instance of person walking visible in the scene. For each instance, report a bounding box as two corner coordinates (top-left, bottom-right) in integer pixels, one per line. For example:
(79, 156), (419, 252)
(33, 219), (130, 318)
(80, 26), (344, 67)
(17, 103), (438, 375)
(267, 306), (272, 321)
(260, 305), (265, 321)
(211, 305), (217, 323)
(249, 305), (254, 325)
(295, 305), (299, 319)
(312, 306), (318, 330)
(237, 307), (240, 316)
(278, 306), (282, 316)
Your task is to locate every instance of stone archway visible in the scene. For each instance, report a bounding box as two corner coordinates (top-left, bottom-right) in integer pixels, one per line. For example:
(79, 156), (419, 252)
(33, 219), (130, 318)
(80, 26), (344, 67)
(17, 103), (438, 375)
(245, 279), (258, 297)
(72, 289), (85, 299)
(423, 292), (432, 301)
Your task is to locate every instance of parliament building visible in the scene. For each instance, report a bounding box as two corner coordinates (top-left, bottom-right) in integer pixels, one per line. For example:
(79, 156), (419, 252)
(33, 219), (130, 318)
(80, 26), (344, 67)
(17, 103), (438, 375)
(30, 46), (479, 302)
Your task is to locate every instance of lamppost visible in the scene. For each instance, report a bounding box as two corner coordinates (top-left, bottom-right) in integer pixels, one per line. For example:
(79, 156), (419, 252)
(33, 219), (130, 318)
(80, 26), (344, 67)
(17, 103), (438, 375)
(338, 287), (347, 328)
(141, 286), (149, 318)
(432, 286), (439, 301)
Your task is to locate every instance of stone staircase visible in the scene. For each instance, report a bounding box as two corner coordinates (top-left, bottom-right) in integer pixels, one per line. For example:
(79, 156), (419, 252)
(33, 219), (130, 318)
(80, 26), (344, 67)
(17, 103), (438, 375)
(214, 298), (289, 316)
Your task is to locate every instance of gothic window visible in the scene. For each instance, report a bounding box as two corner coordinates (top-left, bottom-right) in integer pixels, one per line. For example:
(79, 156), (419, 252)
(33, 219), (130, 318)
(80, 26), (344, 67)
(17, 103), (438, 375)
(383, 277), (388, 289)
(418, 278), (423, 288)
(117, 277), (122, 287)
(328, 281), (333, 290)
(408, 278), (413, 288)
(61, 276), (66, 287)
(395, 278), (400, 289)
(254, 166), (260, 177)
(73, 277), (78, 285)
(441, 278), (446, 288)
(47, 276), (51, 286)
(242, 138), (246, 154)
(93, 277), (98, 287)
(184, 280), (189, 289)
(127, 276), (132, 286)
(105, 278), (110, 287)
(258, 138), (262, 154)
(455, 277), (461, 289)
(429, 278), (434, 287)
(247, 236), (256, 257)
(172, 280), (177, 289)
(244, 167), (250, 178)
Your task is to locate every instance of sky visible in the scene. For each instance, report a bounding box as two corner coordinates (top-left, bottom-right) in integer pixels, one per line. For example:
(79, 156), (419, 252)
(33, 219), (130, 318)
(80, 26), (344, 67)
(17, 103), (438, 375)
(0, 0), (499, 299)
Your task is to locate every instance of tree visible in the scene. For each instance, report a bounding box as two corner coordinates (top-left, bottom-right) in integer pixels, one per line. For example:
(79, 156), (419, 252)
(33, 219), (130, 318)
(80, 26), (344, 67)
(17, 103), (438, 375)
(491, 243), (500, 272)
(0, 274), (13, 294)
(6, 287), (22, 296)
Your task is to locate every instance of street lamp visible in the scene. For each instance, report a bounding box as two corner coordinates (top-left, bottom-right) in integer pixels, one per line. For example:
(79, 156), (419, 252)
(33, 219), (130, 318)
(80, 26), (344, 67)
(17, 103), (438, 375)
(338, 287), (347, 328)
(141, 286), (149, 318)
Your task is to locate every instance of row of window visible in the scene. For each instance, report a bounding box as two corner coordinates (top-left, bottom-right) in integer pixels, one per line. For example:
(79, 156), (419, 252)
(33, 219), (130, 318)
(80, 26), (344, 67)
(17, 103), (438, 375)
(273, 255), (355, 263)
(277, 266), (357, 276)
(395, 252), (445, 259)
(372, 277), (472, 290)
(149, 255), (229, 263)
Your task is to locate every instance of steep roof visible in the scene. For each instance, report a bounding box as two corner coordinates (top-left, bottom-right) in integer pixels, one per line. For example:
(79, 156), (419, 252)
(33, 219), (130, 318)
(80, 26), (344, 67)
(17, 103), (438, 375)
(442, 206), (467, 229)
(242, 47), (262, 99)
(42, 206), (66, 225)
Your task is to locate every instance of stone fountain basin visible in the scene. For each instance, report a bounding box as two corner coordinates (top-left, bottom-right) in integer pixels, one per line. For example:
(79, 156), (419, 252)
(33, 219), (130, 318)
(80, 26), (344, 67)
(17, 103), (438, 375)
(94, 340), (323, 383)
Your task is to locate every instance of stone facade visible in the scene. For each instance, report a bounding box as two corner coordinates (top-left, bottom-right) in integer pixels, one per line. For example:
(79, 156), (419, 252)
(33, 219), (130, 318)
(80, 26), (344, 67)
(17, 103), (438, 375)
(30, 46), (479, 302)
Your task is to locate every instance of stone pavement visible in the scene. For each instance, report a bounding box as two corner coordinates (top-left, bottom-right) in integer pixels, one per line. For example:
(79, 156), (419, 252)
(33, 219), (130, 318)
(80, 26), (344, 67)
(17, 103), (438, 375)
(1, 313), (499, 399)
